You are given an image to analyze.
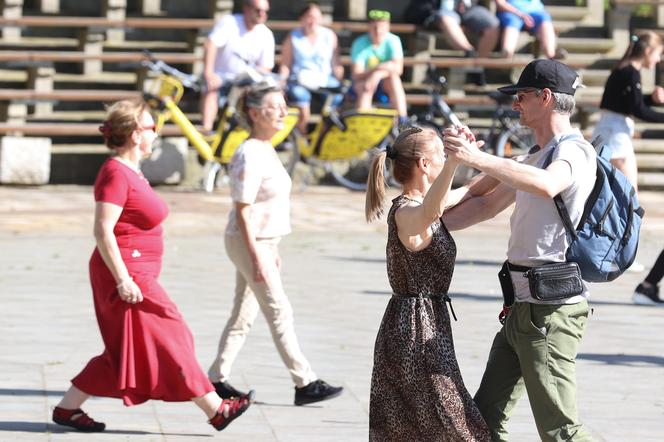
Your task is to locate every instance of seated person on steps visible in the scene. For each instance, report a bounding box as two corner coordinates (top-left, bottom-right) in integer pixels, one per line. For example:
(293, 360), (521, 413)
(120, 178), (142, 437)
(350, 10), (409, 125)
(495, 0), (559, 59)
(201, 0), (275, 133)
(279, 2), (344, 134)
(404, 0), (500, 58)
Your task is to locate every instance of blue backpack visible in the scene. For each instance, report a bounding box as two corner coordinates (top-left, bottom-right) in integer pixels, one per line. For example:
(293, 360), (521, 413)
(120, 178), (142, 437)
(544, 135), (644, 282)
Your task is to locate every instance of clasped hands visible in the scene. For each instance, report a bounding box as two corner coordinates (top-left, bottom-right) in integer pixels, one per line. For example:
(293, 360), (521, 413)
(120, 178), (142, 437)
(443, 125), (484, 165)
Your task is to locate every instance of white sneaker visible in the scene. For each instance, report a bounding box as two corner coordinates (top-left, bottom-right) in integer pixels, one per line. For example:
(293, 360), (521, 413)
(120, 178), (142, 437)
(632, 283), (664, 306)
(632, 292), (664, 306)
(626, 261), (645, 273)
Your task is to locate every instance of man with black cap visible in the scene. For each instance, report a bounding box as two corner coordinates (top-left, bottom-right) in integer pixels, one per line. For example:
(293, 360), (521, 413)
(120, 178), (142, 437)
(442, 59), (596, 441)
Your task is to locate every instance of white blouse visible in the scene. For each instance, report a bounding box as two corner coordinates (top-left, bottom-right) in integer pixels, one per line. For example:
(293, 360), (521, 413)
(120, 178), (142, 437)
(225, 139), (292, 239)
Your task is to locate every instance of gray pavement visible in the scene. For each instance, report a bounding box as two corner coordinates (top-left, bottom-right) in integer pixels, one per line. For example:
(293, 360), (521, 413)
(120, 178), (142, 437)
(1, 184), (663, 441)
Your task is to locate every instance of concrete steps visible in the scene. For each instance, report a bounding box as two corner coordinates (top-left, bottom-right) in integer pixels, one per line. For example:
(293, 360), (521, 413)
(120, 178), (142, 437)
(548, 5), (592, 21)
(639, 172), (664, 188)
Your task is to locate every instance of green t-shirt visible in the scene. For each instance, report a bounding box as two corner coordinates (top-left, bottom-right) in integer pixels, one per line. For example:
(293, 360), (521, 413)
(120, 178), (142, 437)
(350, 32), (403, 69)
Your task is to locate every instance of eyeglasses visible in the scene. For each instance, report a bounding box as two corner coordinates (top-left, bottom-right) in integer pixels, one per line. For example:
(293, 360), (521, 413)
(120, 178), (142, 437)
(260, 104), (288, 112)
(515, 89), (541, 103)
(368, 9), (391, 21)
(139, 124), (157, 132)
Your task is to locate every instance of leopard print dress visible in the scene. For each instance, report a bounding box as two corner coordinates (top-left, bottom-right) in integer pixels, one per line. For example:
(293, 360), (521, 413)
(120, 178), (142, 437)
(369, 195), (490, 442)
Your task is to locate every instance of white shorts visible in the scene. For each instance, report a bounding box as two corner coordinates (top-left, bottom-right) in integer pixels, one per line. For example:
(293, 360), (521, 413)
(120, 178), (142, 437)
(592, 110), (635, 160)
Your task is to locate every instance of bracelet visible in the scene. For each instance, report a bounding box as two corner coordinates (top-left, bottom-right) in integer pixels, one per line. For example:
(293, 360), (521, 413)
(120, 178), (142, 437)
(116, 277), (133, 289)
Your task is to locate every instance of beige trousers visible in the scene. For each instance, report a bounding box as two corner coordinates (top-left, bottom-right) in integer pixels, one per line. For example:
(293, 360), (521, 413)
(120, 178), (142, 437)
(208, 234), (317, 388)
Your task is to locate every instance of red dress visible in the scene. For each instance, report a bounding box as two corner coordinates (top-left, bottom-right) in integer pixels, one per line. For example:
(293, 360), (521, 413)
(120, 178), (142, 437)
(72, 158), (214, 406)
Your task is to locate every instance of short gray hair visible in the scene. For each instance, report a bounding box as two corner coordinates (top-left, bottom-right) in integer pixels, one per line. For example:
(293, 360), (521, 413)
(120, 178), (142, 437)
(533, 89), (575, 115)
(551, 92), (575, 115)
(240, 81), (282, 127)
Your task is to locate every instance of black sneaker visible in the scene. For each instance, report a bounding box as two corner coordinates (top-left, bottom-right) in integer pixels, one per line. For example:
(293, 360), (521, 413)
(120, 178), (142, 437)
(632, 282), (664, 306)
(294, 379), (343, 406)
(212, 381), (256, 401)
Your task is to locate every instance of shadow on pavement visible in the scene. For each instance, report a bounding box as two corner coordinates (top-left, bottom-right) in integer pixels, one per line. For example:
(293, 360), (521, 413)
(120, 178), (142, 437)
(326, 256), (385, 264)
(327, 257), (505, 267)
(0, 389), (66, 397)
(362, 290), (502, 303)
(254, 400), (323, 408)
(0, 421), (211, 437)
(577, 353), (664, 367)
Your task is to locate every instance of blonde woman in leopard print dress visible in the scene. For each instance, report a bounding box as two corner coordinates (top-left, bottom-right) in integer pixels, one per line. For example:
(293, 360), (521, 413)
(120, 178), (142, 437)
(365, 126), (490, 441)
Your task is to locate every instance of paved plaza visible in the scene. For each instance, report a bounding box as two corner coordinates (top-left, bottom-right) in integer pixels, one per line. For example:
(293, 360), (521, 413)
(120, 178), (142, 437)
(0, 184), (663, 441)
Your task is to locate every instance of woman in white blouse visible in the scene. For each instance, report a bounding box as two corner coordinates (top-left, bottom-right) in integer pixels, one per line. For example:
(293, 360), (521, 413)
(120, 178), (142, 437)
(207, 82), (343, 406)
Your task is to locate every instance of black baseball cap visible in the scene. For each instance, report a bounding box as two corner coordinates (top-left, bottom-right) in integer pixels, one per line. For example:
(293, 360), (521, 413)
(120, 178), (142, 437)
(498, 59), (583, 96)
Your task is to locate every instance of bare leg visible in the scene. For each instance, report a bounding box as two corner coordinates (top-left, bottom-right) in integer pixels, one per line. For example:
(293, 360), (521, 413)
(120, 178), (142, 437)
(477, 26), (500, 57)
(192, 391), (224, 419)
(201, 89), (219, 132)
(296, 104), (310, 134)
(501, 26), (520, 57)
(354, 80), (375, 111)
(537, 21), (557, 58)
(611, 154), (639, 193)
(381, 73), (408, 118)
(57, 385), (90, 410)
(438, 16), (474, 52)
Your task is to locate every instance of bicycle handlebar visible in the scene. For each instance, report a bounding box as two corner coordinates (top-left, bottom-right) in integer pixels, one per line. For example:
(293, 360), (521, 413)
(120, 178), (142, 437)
(141, 50), (201, 91)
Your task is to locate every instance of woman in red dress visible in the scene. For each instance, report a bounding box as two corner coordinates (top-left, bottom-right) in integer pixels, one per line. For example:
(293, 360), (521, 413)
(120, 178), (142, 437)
(52, 99), (250, 432)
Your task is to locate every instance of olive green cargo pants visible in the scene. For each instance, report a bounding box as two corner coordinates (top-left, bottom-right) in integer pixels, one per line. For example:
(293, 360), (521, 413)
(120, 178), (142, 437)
(474, 301), (595, 441)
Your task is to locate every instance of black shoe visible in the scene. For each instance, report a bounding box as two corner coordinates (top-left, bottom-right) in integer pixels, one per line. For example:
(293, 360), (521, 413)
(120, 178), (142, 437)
(467, 70), (487, 86)
(633, 282), (664, 306)
(212, 381), (256, 401)
(294, 379), (343, 406)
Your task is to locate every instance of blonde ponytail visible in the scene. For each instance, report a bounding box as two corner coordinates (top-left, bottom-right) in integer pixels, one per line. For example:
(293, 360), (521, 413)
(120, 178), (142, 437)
(365, 150), (388, 222)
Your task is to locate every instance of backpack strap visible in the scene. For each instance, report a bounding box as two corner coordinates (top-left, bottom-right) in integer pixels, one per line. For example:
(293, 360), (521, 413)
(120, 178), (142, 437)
(541, 133), (590, 241)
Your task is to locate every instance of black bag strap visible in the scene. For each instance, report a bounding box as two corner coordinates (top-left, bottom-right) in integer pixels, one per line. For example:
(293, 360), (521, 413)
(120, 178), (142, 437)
(541, 133), (595, 241)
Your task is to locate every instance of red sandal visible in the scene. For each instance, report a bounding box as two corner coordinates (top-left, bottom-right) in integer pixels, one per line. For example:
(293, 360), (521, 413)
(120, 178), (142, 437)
(209, 396), (251, 431)
(52, 406), (106, 432)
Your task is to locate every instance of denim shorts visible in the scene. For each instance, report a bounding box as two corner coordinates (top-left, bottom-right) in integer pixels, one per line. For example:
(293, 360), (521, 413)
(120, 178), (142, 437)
(498, 9), (551, 32)
(287, 77), (341, 107)
(347, 80), (390, 105)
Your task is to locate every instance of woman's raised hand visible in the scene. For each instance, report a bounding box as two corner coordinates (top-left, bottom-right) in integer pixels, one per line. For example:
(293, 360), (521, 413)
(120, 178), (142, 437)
(443, 126), (484, 165)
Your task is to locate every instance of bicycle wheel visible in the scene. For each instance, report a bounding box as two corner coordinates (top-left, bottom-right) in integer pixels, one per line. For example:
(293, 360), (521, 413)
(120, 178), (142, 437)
(493, 125), (536, 158)
(328, 151), (374, 191)
(200, 161), (223, 193)
(275, 131), (300, 176)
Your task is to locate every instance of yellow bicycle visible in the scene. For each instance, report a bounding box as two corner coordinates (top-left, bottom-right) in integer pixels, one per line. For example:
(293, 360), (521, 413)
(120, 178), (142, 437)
(292, 81), (398, 190)
(142, 53), (399, 191)
(142, 53), (300, 192)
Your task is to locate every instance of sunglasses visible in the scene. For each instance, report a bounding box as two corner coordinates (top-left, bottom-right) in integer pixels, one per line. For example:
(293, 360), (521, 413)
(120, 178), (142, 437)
(251, 5), (269, 14)
(515, 89), (541, 103)
(368, 9), (390, 21)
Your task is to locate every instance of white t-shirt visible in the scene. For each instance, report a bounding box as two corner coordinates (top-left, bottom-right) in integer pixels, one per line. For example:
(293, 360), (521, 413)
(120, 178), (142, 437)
(507, 129), (597, 304)
(225, 139), (292, 239)
(208, 14), (275, 80)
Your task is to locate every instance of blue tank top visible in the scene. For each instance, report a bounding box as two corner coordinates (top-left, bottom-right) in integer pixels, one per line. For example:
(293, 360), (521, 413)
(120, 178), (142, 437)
(290, 27), (335, 81)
